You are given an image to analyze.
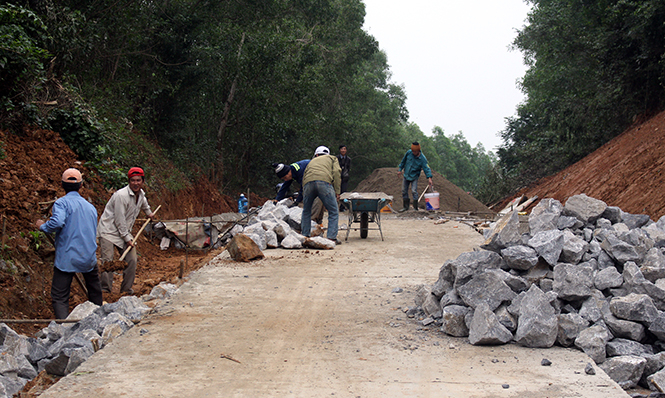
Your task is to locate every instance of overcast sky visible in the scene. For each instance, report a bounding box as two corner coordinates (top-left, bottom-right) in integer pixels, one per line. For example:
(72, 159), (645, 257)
(362, 0), (532, 152)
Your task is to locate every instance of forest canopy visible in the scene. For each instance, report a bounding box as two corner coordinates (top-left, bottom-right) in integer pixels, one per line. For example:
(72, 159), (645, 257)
(0, 0), (496, 200)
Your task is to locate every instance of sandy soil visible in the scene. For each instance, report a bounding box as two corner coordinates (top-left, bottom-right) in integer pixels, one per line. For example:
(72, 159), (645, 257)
(38, 217), (627, 398)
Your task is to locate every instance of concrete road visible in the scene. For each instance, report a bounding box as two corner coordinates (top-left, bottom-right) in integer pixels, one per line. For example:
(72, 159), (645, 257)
(40, 216), (628, 398)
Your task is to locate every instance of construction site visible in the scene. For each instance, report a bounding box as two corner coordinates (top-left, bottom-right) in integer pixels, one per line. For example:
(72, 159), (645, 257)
(4, 110), (665, 396)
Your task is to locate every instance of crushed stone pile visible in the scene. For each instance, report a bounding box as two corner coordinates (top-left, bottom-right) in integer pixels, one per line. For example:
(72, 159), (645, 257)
(225, 199), (337, 255)
(413, 193), (665, 391)
(353, 167), (492, 213)
(0, 282), (179, 396)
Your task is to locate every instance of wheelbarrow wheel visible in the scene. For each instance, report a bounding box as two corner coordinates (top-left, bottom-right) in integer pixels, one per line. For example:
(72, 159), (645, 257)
(360, 212), (369, 239)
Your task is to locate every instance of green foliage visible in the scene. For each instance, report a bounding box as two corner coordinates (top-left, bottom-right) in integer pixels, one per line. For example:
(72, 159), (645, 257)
(27, 231), (42, 250)
(0, 140), (4, 159)
(47, 106), (104, 161)
(0, 4), (50, 93)
(499, 0), (665, 190)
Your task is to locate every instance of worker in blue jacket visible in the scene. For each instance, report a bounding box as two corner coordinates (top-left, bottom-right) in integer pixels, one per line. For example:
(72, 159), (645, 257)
(397, 142), (433, 211)
(273, 160), (310, 204)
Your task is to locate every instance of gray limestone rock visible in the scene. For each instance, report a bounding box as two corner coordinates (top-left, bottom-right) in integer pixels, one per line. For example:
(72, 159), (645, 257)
(500, 245), (539, 271)
(557, 216), (582, 231)
(598, 355), (646, 390)
(440, 305), (471, 337)
(564, 194), (608, 224)
(495, 304), (517, 332)
(280, 233), (303, 249)
(431, 260), (456, 298)
(647, 367), (665, 393)
(647, 312), (665, 341)
(601, 206), (623, 224)
(528, 198), (563, 235)
(439, 289), (465, 309)
(457, 271), (517, 311)
(579, 293), (609, 324)
(621, 212), (651, 230)
(606, 338), (653, 357)
(245, 232), (267, 251)
(594, 267), (624, 291)
(557, 313), (589, 347)
(453, 251), (505, 289)
(601, 233), (642, 265)
(560, 230), (589, 264)
(553, 262), (594, 301)
(609, 293), (659, 325)
(514, 285), (558, 348)
(640, 247), (665, 283)
(603, 312), (646, 342)
(642, 352), (665, 386)
(574, 322), (613, 364)
(622, 262), (665, 311)
(414, 285), (431, 307)
(422, 293), (442, 318)
(265, 229), (279, 248)
(528, 230), (565, 266)
(103, 296), (151, 322)
(481, 210), (522, 252)
(468, 303), (513, 345)
(148, 282), (178, 301)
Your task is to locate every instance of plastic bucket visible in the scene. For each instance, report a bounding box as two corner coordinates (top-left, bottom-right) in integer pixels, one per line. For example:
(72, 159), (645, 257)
(424, 192), (440, 211)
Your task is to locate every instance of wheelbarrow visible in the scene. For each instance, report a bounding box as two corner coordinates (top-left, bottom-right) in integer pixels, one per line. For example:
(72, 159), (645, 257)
(341, 192), (392, 241)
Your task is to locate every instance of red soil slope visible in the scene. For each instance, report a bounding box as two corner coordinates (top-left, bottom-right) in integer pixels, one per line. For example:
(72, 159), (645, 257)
(493, 109), (665, 219)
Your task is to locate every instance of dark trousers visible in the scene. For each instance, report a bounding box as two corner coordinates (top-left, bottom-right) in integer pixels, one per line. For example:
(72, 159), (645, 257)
(340, 179), (349, 194)
(51, 266), (103, 319)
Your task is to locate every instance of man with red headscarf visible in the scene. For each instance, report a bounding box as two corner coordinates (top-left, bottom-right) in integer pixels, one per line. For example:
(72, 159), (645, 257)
(97, 167), (154, 294)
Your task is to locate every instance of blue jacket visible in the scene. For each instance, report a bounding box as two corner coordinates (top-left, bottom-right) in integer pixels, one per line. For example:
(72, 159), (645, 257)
(39, 191), (98, 273)
(398, 150), (433, 181)
(276, 159), (310, 202)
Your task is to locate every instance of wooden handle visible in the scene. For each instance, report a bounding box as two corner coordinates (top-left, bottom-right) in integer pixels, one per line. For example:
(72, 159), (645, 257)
(118, 205), (161, 261)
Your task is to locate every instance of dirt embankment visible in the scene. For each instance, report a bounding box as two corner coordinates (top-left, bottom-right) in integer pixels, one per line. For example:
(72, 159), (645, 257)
(0, 127), (266, 335)
(492, 109), (665, 220)
(353, 167), (492, 214)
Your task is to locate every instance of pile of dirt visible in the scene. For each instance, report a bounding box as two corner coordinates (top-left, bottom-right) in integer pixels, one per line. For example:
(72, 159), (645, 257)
(353, 167), (493, 214)
(0, 127), (267, 335)
(491, 109), (665, 220)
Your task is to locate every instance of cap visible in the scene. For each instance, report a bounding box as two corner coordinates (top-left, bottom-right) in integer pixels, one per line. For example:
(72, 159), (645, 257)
(314, 146), (330, 157)
(61, 168), (82, 183)
(273, 163), (289, 178)
(128, 167), (145, 179)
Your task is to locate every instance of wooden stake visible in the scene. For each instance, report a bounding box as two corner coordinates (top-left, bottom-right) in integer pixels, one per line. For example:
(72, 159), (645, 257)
(118, 205), (161, 262)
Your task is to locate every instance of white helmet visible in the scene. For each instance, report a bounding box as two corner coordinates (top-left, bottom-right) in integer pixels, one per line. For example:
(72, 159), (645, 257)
(314, 146), (330, 157)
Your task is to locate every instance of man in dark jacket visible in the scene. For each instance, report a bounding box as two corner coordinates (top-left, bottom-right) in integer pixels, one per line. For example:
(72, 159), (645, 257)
(273, 160), (310, 204)
(337, 145), (351, 194)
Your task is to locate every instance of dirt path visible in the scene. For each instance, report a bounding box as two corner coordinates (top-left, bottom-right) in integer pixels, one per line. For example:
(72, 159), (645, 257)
(39, 217), (628, 398)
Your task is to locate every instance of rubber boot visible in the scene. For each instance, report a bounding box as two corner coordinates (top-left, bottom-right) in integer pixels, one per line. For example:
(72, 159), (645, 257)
(400, 198), (410, 212)
(413, 200), (419, 211)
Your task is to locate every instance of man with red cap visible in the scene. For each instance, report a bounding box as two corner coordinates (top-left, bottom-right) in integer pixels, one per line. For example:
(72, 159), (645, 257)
(35, 168), (103, 319)
(97, 167), (154, 294)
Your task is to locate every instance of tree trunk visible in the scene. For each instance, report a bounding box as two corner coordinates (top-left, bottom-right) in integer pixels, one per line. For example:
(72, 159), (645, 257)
(214, 33), (245, 184)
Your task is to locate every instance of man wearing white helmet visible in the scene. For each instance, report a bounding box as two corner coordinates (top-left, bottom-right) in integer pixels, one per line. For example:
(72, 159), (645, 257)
(301, 146), (342, 244)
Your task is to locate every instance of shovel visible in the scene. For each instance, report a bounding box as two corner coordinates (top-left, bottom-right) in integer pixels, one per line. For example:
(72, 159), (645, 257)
(418, 183), (434, 203)
(101, 205), (161, 272)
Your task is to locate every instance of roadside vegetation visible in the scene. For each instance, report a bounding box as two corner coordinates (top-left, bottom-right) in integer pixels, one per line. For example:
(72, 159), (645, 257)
(2, 0), (665, 205)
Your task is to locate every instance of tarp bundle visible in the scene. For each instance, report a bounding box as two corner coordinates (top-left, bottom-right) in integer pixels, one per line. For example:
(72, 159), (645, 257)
(152, 213), (246, 249)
